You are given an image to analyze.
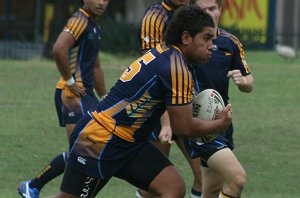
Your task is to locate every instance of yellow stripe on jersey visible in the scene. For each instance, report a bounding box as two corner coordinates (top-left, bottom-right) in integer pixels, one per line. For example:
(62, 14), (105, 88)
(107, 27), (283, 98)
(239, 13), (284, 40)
(162, 1), (172, 11)
(63, 14), (88, 41)
(141, 9), (168, 50)
(170, 52), (193, 105)
(70, 46), (78, 72)
(230, 35), (251, 74)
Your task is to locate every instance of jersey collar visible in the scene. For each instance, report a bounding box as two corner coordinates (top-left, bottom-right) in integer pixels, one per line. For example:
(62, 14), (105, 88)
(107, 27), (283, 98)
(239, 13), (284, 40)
(79, 8), (90, 18)
(162, 0), (177, 11)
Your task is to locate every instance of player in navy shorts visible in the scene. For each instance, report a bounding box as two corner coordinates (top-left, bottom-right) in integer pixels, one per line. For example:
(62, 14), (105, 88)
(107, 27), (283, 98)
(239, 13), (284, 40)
(17, 1), (108, 197)
(183, 1), (254, 198)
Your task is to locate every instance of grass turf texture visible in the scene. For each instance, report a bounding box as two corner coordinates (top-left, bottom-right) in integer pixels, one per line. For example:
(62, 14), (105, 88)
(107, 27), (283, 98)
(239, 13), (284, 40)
(0, 51), (299, 197)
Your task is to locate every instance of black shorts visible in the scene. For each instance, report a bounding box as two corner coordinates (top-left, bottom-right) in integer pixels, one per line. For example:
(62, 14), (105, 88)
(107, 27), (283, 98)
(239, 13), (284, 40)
(64, 129), (172, 197)
(184, 125), (234, 167)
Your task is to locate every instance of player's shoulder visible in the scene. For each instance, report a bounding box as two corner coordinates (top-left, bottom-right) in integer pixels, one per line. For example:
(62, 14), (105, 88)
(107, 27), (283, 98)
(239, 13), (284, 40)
(64, 9), (89, 40)
(144, 2), (169, 17)
(218, 28), (243, 47)
(68, 8), (89, 24)
(150, 43), (186, 70)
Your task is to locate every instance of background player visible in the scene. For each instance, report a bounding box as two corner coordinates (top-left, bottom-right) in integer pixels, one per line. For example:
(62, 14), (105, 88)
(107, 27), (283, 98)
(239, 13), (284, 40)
(17, 0), (109, 197)
(51, 5), (232, 198)
(185, 0), (254, 197)
(138, 1), (203, 197)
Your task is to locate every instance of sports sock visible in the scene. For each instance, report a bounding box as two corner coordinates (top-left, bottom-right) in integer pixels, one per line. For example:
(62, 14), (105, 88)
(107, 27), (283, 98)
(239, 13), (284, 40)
(220, 191), (240, 198)
(190, 188), (202, 198)
(29, 152), (67, 190)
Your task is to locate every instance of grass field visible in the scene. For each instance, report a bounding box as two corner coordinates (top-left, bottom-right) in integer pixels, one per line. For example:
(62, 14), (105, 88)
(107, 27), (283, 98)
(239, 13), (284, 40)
(0, 51), (300, 197)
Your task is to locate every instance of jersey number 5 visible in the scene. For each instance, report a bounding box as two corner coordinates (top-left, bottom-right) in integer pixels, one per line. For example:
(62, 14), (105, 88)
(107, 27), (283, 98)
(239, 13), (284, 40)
(120, 52), (155, 82)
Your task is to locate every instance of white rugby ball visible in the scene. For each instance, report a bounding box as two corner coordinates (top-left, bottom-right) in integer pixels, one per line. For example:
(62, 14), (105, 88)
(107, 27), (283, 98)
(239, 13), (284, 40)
(192, 89), (225, 143)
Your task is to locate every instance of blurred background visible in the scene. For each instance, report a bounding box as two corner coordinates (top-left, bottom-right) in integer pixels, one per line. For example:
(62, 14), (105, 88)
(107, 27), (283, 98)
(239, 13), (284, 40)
(0, 0), (299, 59)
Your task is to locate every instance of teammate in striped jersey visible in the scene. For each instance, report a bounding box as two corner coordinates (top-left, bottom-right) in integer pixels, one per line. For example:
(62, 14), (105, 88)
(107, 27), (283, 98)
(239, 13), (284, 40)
(139, 0), (189, 53)
(17, 1), (109, 198)
(51, 6), (232, 198)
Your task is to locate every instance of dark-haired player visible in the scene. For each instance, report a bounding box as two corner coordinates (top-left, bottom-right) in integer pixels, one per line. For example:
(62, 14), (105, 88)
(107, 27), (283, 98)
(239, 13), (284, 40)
(51, 5), (232, 198)
(17, 1), (109, 197)
(137, 1), (204, 198)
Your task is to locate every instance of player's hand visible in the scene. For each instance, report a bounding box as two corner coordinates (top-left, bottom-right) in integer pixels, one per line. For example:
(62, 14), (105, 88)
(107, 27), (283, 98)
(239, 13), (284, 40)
(68, 83), (87, 97)
(227, 70), (247, 86)
(158, 125), (174, 144)
(215, 104), (232, 132)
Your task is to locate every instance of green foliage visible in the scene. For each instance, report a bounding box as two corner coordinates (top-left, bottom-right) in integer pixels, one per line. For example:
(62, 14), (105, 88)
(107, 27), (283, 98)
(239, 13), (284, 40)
(100, 19), (140, 55)
(1, 51), (300, 197)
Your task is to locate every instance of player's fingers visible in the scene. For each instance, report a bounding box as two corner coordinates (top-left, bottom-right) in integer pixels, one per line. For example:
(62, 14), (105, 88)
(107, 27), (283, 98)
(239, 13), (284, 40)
(227, 71), (233, 77)
(225, 104), (232, 112)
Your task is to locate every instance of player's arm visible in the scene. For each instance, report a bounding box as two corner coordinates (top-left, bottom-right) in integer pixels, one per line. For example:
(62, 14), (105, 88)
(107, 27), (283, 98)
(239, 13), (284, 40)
(167, 103), (232, 138)
(53, 32), (86, 96)
(93, 55), (107, 98)
(228, 37), (254, 93)
(227, 70), (253, 93)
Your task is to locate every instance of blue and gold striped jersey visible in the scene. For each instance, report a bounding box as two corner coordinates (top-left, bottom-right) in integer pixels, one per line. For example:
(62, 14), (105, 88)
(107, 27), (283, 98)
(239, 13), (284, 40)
(191, 28), (251, 104)
(56, 8), (101, 94)
(139, 0), (177, 52)
(91, 43), (194, 143)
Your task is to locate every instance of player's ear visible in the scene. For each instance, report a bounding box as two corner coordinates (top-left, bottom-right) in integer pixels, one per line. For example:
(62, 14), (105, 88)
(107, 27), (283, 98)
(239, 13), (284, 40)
(181, 31), (192, 45)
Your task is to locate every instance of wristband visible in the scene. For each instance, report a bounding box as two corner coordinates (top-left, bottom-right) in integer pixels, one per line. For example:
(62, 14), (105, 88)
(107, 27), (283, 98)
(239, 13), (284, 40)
(66, 77), (75, 86)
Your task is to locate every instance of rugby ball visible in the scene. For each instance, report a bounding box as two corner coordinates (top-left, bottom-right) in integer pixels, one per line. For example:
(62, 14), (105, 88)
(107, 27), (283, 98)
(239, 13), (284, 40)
(192, 89), (225, 143)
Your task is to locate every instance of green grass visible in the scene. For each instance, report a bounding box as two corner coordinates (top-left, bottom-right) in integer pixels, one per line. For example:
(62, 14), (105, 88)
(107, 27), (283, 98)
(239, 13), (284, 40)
(0, 51), (300, 197)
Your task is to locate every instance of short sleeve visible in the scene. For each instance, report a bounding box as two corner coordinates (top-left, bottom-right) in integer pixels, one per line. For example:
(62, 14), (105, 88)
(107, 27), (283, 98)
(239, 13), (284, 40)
(63, 14), (88, 41)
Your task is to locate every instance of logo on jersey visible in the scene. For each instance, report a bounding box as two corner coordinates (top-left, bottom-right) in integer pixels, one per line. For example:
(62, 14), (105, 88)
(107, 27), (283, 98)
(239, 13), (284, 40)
(77, 157), (87, 165)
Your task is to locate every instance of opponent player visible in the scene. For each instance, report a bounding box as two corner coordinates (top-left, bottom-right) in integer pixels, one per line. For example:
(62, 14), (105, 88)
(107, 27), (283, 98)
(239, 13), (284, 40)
(51, 5), (232, 198)
(137, 1), (203, 197)
(17, 0), (109, 197)
(185, 0), (254, 197)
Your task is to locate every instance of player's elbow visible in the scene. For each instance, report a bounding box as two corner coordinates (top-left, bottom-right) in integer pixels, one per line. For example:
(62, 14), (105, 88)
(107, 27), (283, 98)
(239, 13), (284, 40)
(52, 43), (60, 58)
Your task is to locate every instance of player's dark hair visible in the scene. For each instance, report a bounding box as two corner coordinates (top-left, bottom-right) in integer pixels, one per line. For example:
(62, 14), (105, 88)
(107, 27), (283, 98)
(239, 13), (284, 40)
(81, 0), (84, 5)
(164, 5), (214, 45)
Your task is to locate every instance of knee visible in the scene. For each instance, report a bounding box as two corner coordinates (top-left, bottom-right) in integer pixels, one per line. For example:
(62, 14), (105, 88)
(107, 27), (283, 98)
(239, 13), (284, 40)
(168, 179), (186, 198)
(176, 183), (186, 198)
(232, 171), (246, 193)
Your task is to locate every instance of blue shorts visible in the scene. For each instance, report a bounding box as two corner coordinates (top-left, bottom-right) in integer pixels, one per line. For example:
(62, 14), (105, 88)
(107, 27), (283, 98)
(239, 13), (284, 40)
(66, 114), (172, 192)
(54, 88), (99, 126)
(184, 124), (234, 167)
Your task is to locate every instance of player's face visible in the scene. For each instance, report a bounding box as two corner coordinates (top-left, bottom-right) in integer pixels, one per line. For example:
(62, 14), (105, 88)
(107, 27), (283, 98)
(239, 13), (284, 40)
(195, 0), (221, 28)
(185, 27), (214, 64)
(171, 0), (190, 7)
(83, 0), (110, 19)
